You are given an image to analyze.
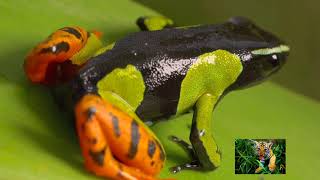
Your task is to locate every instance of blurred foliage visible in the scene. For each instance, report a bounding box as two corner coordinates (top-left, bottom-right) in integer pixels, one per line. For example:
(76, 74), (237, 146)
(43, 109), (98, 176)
(235, 139), (286, 174)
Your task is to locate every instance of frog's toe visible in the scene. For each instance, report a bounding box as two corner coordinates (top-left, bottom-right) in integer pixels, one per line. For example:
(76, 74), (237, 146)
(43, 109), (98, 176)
(170, 160), (201, 173)
(169, 135), (221, 173)
(169, 135), (206, 173)
(169, 135), (196, 159)
(169, 136), (191, 150)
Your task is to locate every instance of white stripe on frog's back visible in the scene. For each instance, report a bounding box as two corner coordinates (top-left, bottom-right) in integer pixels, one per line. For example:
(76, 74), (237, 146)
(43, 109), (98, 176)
(251, 44), (290, 55)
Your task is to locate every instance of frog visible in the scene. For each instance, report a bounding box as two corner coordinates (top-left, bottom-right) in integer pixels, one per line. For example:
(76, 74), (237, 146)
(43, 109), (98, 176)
(24, 16), (289, 180)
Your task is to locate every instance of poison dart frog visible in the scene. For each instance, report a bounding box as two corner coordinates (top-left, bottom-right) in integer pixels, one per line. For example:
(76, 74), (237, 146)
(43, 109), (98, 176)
(24, 16), (289, 180)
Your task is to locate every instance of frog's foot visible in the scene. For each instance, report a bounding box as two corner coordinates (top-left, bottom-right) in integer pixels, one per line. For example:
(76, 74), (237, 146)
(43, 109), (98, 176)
(169, 136), (195, 159)
(170, 160), (202, 173)
(75, 94), (170, 180)
(169, 136), (203, 173)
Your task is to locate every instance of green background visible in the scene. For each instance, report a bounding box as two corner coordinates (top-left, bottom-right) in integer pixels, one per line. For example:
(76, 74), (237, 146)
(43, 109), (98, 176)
(0, 0), (319, 180)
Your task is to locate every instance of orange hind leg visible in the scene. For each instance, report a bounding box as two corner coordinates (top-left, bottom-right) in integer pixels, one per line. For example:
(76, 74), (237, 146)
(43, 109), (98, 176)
(75, 94), (170, 180)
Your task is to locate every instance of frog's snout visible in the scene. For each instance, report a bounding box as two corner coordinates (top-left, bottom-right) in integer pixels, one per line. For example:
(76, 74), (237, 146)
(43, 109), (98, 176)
(227, 17), (290, 89)
(228, 16), (253, 27)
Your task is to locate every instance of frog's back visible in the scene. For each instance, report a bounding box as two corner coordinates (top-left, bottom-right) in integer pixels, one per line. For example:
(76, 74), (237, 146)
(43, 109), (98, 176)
(73, 20), (274, 120)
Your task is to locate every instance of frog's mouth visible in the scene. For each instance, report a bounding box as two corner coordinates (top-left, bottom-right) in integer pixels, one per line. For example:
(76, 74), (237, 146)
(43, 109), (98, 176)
(44, 60), (81, 85)
(24, 52), (82, 86)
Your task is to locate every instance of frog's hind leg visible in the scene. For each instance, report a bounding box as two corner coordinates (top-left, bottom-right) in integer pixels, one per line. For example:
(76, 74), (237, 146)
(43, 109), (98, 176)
(136, 16), (175, 31)
(75, 94), (168, 180)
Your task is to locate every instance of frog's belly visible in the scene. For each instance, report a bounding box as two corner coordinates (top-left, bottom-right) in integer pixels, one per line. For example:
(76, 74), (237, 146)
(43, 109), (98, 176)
(135, 94), (179, 121)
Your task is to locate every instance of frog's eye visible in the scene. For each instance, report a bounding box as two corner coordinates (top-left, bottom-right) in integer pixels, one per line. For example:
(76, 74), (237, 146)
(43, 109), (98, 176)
(271, 54), (278, 60)
(268, 54), (281, 67)
(38, 41), (70, 54)
(24, 27), (94, 85)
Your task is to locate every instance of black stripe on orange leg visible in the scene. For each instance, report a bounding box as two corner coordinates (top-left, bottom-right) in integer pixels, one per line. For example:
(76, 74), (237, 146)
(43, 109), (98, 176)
(109, 112), (121, 138)
(151, 161), (155, 166)
(127, 120), (140, 159)
(60, 27), (82, 40)
(39, 41), (70, 54)
(148, 140), (156, 158)
(89, 147), (106, 166)
(90, 138), (97, 145)
(80, 107), (96, 131)
(87, 107), (96, 121)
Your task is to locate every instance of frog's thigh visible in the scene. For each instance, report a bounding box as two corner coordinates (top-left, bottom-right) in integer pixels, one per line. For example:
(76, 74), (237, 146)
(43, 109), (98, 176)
(75, 94), (165, 179)
(177, 50), (243, 169)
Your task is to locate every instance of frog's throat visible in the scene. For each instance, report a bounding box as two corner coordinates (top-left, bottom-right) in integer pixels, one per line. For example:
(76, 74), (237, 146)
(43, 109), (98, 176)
(70, 33), (104, 65)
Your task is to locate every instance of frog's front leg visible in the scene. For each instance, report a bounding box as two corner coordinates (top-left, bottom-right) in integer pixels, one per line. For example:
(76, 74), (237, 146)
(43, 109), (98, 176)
(171, 93), (221, 173)
(75, 94), (169, 180)
(190, 94), (221, 169)
(169, 50), (242, 173)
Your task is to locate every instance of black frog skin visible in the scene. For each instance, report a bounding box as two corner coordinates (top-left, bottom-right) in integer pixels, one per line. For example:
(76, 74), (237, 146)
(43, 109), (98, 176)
(72, 17), (288, 120)
(23, 16), (290, 179)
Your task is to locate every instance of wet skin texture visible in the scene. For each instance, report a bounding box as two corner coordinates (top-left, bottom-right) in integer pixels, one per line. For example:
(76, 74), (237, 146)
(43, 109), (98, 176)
(24, 16), (289, 180)
(73, 17), (288, 120)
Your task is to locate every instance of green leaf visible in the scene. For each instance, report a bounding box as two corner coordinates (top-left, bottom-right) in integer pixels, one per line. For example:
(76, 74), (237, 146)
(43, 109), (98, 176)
(1, 1), (320, 180)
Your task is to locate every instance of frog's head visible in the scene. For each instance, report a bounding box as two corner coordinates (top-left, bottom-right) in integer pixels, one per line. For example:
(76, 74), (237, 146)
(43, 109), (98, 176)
(24, 27), (103, 86)
(227, 17), (290, 89)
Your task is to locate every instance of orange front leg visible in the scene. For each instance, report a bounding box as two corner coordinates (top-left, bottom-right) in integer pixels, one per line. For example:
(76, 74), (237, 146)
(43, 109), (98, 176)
(75, 94), (171, 180)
